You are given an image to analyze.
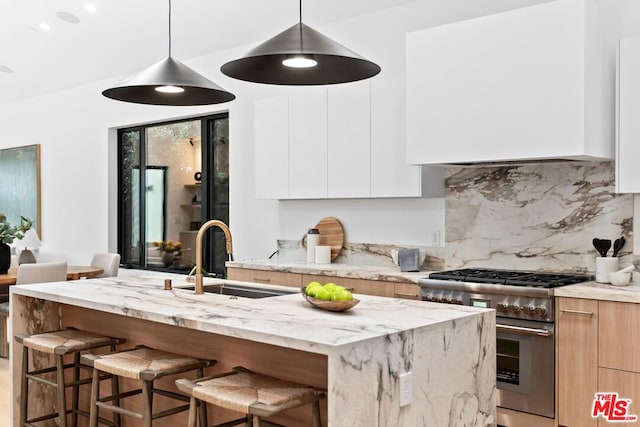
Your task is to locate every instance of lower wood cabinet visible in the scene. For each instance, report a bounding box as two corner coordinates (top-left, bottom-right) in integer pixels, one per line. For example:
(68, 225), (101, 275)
(226, 267), (420, 300)
(557, 298), (640, 427)
(557, 297), (598, 427)
(226, 268), (302, 287)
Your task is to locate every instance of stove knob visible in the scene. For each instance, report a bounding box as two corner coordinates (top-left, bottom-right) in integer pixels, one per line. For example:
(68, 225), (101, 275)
(534, 305), (548, 318)
(496, 302), (508, 313)
(450, 297), (462, 305)
(524, 304), (536, 316)
(506, 303), (521, 314)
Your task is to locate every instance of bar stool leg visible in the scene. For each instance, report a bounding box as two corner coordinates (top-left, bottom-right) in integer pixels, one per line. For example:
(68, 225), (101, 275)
(20, 347), (29, 426)
(252, 415), (261, 427)
(56, 355), (68, 427)
(89, 366), (100, 427)
(195, 367), (208, 427)
(142, 379), (153, 427)
(111, 373), (121, 427)
(187, 396), (198, 427)
(71, 352), (81, 427)
(312, 400), (321, 427)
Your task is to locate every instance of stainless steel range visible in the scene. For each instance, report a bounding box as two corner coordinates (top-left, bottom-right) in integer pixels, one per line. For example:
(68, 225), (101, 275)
(418, 268), (591, 426)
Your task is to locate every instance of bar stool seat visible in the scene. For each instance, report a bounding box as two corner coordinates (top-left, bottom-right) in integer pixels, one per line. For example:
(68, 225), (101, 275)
(16, 327), (124, 427)
(176, 366), (326, 427)
(82, 345), (215, 427)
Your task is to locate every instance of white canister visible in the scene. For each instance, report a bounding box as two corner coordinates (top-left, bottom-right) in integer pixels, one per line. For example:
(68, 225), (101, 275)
(595, 257), (619, 283)
(315, 245), (332, 264)
(306, 228), (320, 263)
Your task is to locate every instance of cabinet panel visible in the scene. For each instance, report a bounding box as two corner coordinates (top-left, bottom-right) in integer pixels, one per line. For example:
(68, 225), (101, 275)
(557, 297), (598, 427)
(616, 37), (640, 193)
(393, 283), (420, 300)
(406, 0), (610, 165)
(227, 268), (301, 287)
(289, 88), (328, 199)
(599, 300), (640, 372)
(598, 368), (640, 426)
(254, 96), (289, 199)
(327, 81), (371, 198)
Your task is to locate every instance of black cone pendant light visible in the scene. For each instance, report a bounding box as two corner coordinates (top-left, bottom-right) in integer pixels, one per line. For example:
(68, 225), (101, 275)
(103, 0), (235, 106)
(221, 0), (381, 85)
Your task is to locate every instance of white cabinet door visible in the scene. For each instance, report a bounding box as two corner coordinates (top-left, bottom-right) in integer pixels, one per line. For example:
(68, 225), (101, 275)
(328, 81), (371, 198)
(254, 96), (288, 199)
(616, 37), (640, 193)
(289, 88), (328, 199)
(406, 0), (610, 165)
(370, 66), (421, 197)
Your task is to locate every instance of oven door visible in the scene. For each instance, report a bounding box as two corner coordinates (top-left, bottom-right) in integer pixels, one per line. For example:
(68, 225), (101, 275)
(496, 317), (555, 418)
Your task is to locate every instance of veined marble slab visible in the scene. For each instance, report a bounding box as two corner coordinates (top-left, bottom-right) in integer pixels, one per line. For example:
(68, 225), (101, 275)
(10, 273), (495, 427)
(226, 260), (431, 284)
(555, 281), (640, 303)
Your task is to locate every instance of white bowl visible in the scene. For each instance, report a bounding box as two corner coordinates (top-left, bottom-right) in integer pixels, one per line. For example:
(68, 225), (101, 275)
(609, 271), (632, 286)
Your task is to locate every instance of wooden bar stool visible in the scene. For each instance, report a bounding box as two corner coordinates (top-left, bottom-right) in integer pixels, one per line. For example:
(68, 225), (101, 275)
(82, 345), (215, 427)
(15, 327), (125, 427)
(175, 366), (326, 427)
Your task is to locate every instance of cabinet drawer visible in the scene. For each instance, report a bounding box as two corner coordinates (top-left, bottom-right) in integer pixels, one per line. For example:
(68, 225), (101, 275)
(302, 275), (394, 298)
(393, 283), (420, 300)
(226, 268), (301, 287)
(597, 368), (640, 427)
(599, 301), (640, 372)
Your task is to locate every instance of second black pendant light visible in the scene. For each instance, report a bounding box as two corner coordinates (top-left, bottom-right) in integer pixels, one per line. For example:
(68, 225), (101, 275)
(220, 0), (381, 85)
(103, 0), (235, 106)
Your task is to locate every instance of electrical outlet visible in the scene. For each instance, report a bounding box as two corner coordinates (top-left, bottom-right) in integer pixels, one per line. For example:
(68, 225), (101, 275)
(430, 230), (441, 246)
(399, 372), (412, 407)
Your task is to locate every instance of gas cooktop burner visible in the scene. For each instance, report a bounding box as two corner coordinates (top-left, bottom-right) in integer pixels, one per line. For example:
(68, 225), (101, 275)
(427, 268), (591, 288)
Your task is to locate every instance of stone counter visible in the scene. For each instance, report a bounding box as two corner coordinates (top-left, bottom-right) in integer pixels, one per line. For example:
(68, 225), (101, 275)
(10, 273), (495, 426)
(225, 260), (430, 284)
(554, 280), (640, 303)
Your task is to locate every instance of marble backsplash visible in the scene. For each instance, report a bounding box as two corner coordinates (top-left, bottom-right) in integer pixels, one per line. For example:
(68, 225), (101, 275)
(275, 161), (632, 275)
(445, 161), (633, 273)
(275, 240), (445, 271)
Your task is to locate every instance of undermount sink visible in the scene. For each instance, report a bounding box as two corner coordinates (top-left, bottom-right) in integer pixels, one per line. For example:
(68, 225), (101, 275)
(187, 283), (297, 299)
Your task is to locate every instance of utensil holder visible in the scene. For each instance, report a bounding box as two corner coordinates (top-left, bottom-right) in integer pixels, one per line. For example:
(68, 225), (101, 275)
(595, 257), (619, 283)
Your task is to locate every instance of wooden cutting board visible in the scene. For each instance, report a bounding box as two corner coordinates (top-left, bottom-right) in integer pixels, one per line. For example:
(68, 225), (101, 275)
(302, 217), (345, 261)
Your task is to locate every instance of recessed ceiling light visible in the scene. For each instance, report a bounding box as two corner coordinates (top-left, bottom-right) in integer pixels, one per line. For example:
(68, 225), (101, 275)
(38, 22), (51, 31)
(84, 4), (97, 14)
(0, 65), (14, 74)
(56, 11), (80, 24)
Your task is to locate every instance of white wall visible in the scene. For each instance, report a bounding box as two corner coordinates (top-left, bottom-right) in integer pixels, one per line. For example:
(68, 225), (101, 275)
(1, 0), (623, 263)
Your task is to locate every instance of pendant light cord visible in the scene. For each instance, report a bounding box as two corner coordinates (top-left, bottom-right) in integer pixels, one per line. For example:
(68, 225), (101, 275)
(299, 0), (302, 23)
(168, 0), (172, 57)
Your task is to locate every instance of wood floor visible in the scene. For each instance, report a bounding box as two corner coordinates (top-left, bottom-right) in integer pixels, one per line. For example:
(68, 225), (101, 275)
(0, 357), (9, 427)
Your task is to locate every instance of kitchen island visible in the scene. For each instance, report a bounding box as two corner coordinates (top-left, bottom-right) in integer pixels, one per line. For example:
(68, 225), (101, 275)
(9, 272), (495, 427)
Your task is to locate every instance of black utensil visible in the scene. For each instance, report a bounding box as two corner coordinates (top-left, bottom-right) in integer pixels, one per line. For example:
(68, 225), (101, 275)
(613, 236), (626, 257)
(593, 238), (606, 257)
(600, 239), (612, 257)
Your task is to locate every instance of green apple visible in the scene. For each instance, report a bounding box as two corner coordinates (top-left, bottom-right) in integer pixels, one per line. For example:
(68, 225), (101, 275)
(331, 289), (354, 302)
(323, 282), (338, 293)
(316, 287), (334, 301)
(305, 282), (323, 297)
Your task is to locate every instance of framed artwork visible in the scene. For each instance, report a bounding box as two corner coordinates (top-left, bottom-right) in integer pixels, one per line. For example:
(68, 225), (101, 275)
(0, 144), (41, 237)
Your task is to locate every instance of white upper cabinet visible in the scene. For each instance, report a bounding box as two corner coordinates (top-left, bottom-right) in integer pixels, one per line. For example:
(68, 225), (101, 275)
(406, 0), (613, 165)
(289, 87), (328, 199)
(254, 80), (422, 199)
(254, 95), (288, 199)
(616, 37), (640, 193)
(328, 81), (371, 198)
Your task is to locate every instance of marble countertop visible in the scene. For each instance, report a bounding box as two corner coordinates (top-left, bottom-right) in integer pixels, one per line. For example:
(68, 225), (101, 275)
(225, 260), (431, 284)
(555, 280), (640, 303)
(9, 271), (490, 355)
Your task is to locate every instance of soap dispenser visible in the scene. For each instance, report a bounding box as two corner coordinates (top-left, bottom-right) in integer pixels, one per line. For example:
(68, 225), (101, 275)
(306, 228), (320, 263)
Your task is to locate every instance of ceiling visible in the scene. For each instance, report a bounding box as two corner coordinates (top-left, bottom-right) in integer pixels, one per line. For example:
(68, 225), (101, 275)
(2, 0), (637, 107)
(0, 0), (420, 105)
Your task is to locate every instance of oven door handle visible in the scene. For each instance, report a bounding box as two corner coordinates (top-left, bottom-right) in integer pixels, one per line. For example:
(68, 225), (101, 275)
(496, 324), (553, 337)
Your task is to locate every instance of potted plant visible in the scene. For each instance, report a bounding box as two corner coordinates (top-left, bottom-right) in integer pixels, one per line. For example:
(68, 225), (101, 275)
(0, 213), (32, 274)
(153, 240), (182, 268)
